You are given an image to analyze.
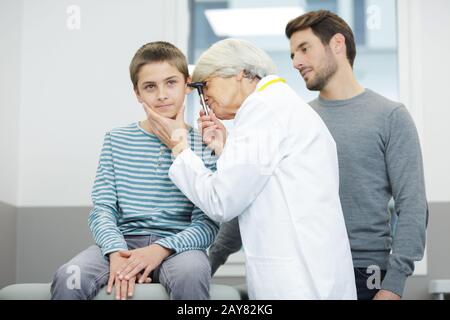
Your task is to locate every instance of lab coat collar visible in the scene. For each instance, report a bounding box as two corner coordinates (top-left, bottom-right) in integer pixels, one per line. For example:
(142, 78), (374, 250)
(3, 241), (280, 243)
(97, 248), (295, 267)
(255, 75), (282, 92)
(233, 74), (280, 123)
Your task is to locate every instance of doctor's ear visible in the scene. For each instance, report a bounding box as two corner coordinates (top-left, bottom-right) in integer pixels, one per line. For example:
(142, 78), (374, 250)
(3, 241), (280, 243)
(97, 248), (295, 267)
(239, 70), (259, 81)
(236, 70), (246, 81)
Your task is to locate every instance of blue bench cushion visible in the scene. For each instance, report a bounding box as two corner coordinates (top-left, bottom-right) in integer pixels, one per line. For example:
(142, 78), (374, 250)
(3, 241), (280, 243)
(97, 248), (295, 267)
(0, 283), (241, 300)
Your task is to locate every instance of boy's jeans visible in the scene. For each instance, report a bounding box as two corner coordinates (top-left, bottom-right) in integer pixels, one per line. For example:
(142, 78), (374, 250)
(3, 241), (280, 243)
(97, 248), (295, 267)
(51, 235), (211, 300)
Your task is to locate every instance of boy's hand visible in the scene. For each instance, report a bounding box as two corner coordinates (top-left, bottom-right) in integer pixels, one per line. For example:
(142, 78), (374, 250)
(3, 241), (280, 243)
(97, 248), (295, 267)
(143, 102), (189, 157)
(198, 109), (227, 156)
(107, 251), (140, 300)
(117, 244), (173, 284)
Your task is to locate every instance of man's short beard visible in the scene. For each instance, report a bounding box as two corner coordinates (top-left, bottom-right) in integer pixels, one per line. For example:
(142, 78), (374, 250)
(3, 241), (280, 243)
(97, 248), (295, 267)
(306, 48), (338, 91)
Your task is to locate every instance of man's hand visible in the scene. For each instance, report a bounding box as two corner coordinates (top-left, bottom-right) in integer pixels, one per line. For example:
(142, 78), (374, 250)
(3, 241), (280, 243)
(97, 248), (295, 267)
(117, 244), (173, 284)
(373, 289), (401, 300)
(107, 251), (140, 300)
(197, 109), (227, 156)
(143, 102), (189, 157)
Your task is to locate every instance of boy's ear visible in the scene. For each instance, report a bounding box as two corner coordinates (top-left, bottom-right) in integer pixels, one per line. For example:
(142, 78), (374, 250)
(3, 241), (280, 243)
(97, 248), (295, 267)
(134, 88), (143, 103)
(185, 76), (193, 94)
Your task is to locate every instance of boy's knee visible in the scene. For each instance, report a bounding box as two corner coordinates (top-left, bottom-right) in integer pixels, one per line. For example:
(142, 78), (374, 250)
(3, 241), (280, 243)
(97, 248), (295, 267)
(51, 264), (73, 298)
(174, 253), (211, 283)
(51, 263), (96, 300)
(165, 253), (211, 300)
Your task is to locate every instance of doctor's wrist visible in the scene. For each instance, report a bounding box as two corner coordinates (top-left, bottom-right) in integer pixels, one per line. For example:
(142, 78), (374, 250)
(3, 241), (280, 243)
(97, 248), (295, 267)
(171, 141), (188, 158)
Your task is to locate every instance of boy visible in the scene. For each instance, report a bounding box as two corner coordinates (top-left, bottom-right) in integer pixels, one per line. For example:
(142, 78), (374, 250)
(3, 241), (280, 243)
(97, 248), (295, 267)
(51, 42), (218, 300)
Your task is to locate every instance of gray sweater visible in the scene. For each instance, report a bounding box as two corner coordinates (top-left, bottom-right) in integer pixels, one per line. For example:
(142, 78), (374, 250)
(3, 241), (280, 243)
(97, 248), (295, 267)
(310, 89), (428, 297)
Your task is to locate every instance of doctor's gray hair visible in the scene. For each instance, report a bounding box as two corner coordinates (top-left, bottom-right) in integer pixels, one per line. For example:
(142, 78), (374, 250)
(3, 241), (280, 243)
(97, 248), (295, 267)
(192, 38), (277, 82)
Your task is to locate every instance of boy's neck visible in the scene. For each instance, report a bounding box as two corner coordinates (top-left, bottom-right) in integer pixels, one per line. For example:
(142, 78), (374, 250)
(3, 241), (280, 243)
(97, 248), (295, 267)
(139, 119), (190, 136)
(140, 120), (155, 135)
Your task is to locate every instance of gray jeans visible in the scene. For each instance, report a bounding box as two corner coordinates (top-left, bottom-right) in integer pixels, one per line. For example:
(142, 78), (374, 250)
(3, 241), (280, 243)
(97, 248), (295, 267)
(208, 217), (242, 275)
(51, 235), (211, 300)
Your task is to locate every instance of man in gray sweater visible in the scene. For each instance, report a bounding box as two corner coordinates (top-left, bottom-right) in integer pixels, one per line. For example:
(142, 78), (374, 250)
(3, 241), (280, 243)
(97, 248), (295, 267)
(208, 10), (428, 300)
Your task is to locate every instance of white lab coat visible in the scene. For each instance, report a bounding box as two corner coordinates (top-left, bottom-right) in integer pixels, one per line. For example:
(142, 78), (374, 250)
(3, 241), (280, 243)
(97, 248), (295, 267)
(169, 75), (356, 299)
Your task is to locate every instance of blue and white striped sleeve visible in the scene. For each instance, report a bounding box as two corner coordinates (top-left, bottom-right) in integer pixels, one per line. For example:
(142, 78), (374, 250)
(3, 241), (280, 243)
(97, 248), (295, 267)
(155, 144), (219, 253)
(88, 132), (128, 256)
(155, 206), (219, 253)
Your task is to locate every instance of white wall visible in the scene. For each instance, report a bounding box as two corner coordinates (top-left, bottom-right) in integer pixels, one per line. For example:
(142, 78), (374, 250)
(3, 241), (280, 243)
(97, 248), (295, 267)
(420, 0), (450, 202)
(13, 0), (189, 207)
(0, 0), (22, 206)
(398, 0), (450, 203)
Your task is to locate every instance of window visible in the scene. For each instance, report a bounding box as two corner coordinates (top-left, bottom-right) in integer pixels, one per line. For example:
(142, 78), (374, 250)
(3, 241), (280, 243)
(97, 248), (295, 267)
(187, 0), (399, 123)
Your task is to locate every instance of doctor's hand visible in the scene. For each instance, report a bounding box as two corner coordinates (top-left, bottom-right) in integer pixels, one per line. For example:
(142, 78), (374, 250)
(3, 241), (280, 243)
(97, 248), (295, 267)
(116, 244), (173, 285)
(143, 102), (189, 157)
(198, 109), (227, 156)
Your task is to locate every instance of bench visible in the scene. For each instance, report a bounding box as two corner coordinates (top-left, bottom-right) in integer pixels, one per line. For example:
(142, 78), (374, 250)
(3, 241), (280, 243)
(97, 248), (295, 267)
(0, 283), (241, 300)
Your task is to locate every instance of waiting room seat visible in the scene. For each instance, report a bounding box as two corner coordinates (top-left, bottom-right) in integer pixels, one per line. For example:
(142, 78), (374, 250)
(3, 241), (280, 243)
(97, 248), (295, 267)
(0, 283), (241, 300)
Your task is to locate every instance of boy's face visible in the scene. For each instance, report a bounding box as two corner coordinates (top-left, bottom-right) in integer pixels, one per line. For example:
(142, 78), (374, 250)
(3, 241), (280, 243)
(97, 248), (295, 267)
(135, 61), (189, 119)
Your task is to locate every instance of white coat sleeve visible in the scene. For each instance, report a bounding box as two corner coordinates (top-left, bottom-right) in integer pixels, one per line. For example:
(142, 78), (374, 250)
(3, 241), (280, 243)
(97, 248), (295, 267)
(169, 96), (287, 223)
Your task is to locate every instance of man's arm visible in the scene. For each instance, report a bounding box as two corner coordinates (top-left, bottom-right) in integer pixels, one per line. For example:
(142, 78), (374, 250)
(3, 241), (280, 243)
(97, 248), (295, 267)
(209, 217), (242, 276)
(382, 105), (428, 297)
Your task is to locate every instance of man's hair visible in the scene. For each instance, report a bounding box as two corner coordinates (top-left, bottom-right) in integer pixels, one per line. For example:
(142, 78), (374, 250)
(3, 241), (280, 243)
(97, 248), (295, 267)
(285, 10), (356, 67)
(129, 41), (189, 90)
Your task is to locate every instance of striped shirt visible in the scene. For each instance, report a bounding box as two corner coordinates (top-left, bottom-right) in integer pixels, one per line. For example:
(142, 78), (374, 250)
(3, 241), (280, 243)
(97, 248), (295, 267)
(88, 122), (219, 256)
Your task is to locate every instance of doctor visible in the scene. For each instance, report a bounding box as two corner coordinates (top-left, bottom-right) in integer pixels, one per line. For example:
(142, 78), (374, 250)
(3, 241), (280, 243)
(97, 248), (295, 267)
(144, 38), (356, 299)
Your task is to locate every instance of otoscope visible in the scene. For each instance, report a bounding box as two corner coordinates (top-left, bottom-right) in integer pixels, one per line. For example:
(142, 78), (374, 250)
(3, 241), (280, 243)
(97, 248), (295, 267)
(188, 82), (209, 116)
